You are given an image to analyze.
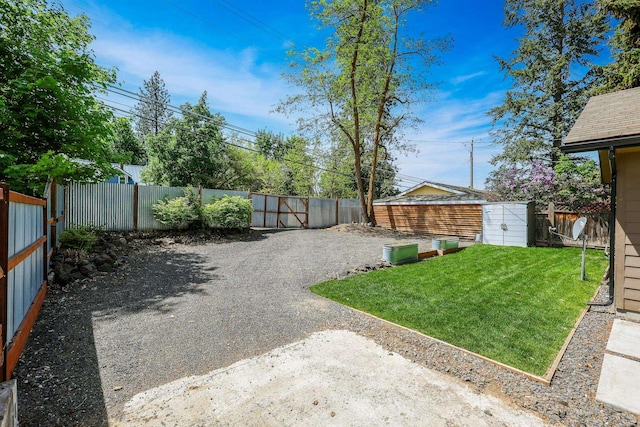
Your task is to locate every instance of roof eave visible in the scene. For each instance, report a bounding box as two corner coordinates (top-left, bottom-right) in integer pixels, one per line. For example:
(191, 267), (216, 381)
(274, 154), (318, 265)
(561, 134), (640, 154)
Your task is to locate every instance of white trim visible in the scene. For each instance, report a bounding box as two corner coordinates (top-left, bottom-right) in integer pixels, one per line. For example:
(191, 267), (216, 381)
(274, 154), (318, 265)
(373, 199), (486, 206)
(399, 181), (464, 196)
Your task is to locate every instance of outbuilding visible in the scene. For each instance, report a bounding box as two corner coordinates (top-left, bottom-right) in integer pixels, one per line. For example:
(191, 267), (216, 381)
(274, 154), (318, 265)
(561, 86), (640, 316)
(373, 181), (486, 240)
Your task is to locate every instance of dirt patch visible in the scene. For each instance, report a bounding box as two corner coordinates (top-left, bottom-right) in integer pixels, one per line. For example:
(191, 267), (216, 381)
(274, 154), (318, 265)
(327, 223), (421, 238)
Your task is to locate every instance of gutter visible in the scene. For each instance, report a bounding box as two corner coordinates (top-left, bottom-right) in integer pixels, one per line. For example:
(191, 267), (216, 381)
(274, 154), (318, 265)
(588, 146), (616, 307)
(561, 134), (640, 154)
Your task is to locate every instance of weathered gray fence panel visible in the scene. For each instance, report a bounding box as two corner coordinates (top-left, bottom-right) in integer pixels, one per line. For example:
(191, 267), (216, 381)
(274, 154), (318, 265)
(137, 185), (184, 231)
(338, 199), (362, 224)
(67, 183), (134, 231)
(308, 198), (335, 229)
(201, 189), (247, 204)
(66, 183), (362, 231)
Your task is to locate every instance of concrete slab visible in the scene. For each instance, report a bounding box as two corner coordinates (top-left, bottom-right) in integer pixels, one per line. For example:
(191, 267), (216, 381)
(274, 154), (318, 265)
(116, 330), (546, 426)
(597, 353), (640, 415)
(606, 319), (640, 359)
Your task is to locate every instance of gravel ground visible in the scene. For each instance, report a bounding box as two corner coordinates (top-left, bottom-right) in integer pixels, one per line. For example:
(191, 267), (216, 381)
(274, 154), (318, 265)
(14, 227), (640, 426)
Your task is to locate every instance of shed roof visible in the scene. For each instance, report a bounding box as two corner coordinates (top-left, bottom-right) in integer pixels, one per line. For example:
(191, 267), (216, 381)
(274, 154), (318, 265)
(562, 87), (640, 153)
(374, 181), (486, 205)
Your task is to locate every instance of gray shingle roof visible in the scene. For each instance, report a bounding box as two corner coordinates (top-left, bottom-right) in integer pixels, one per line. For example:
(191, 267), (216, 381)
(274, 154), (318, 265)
(563, 87), (640, 152)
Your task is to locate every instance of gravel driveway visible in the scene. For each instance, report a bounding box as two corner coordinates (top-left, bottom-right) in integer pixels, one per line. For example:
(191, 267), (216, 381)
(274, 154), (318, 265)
(14, 228), (640, 426)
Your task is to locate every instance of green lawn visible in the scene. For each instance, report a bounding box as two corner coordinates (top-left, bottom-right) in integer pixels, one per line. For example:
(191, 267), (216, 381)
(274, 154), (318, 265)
(311, 244), (607, 376)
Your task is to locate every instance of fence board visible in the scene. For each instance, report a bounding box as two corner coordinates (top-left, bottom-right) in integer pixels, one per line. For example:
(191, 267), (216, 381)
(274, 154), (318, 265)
(137, 185), (184, 230)
(67, 183), (134, 231)
(535, 211), (609, 248)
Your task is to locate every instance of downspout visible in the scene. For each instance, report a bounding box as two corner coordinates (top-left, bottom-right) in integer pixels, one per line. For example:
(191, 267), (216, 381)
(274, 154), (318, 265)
(589, 146), (616, 307)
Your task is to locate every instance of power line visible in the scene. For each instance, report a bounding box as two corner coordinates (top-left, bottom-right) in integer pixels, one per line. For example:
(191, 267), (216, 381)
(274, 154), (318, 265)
(158, 0), (285, 62)
(102, 84), (428, 187)
(101, 101), (416, 190)
(205, 0), (291, 43)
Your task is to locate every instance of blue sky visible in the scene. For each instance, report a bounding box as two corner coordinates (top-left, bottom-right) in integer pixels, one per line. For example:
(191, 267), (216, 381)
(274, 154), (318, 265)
(60, 0), (604, 191)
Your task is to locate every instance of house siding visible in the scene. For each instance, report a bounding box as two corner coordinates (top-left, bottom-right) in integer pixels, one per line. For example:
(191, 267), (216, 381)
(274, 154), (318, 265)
(616, 151), (640, 313)
(374, 204), (482, 239)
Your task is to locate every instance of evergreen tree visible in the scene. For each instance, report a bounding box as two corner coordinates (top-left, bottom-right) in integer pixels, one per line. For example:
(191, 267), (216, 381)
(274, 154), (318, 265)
(144, 92), (226, 187)
(109, 117), (146, 165)
(133, 71), (173, 140)
(598, 0), (640, 92)
(143, 92), (255, 190)
(489, 0), (608, 168)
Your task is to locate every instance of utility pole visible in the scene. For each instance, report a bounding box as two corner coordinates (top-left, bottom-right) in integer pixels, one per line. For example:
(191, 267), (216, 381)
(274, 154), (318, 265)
(469, 138), (474, 189)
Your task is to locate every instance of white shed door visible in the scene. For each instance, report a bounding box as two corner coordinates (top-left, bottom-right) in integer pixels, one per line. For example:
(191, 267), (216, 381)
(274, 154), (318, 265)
(483, 204), (529, 247)
(482, 206), (505, 245)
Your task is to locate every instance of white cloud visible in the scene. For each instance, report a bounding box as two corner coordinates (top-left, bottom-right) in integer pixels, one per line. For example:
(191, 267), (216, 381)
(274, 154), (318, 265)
(450, 71), (488, 85)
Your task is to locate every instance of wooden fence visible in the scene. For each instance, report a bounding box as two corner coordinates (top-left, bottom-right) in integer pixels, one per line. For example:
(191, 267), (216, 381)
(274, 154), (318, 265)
(535, 210), (610, 248)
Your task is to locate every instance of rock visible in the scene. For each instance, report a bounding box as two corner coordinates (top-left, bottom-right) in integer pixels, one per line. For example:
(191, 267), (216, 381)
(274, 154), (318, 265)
(97, 264), (114, 273)
(118, 237), (127, 247)
(99, 254), (114, 265)
(70, 272), (85, 282)
(79, 264), (95, 277)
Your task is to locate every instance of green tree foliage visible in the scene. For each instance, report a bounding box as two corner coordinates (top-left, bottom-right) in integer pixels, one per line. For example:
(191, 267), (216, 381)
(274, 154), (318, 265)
(0, 0), (117, 195)
(318, 138), (400, 199)
(598, 0), (640, 92)
(489, 0), (608, 167)
(254, 129), (294, 161)
(108, 117), (146, 165)
(143, 92), (254, 190)
(278, 0), (447, 224)
(133, 71), (173, 140)
(486, 156), (608, 211)
(252, 131), (317, 196)
(318, 142), (358, 199)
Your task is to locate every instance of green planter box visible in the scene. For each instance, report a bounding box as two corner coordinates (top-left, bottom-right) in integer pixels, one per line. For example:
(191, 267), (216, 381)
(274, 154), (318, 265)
(383, 243), (418, 264)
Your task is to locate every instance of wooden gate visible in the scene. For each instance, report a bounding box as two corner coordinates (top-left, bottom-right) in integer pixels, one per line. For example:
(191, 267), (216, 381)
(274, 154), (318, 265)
(249, 193), (309, 229)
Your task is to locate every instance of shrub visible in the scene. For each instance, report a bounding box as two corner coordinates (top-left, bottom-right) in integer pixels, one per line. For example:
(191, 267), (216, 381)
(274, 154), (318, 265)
(152, 187), (201, 228)
(59, 226), (97, 252)
(203, 196), (253, 229)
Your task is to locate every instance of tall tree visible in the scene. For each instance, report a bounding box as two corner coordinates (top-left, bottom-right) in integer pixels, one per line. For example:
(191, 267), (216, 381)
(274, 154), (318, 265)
(0, 0), (117, 195)
(144, 92), (254, 190)
(489, 0), (608, 168)
(108, 117), (146, 165)
(597, 0), (640, 92)
(133, 71), (173, 140)
(278, 0), (448, 224)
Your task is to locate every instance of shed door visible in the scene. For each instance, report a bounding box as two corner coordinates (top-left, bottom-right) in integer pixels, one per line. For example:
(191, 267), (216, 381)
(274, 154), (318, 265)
(483, 205), (505, 245)
(483, 204), (529, 247)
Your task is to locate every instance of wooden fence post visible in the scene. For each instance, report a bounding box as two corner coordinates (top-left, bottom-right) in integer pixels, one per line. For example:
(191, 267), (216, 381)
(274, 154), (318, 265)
(247, 190), (252, 229)
(547, 202), (555, 247)
(0, 184), (9, 382)
(49, 181), (57, 251)
(335, 197), (339, 226)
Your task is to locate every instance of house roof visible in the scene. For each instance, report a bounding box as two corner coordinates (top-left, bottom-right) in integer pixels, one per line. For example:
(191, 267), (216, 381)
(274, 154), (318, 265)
(119, 164), (145, 184)
(562, 87), (640, 153)
(374, 181), (487, 205)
